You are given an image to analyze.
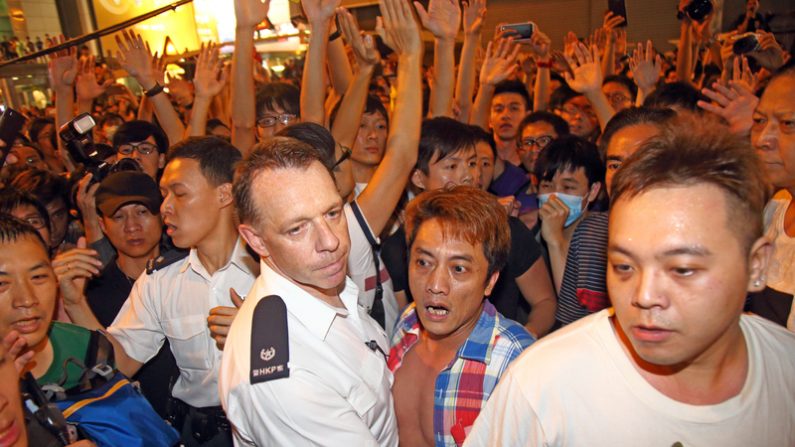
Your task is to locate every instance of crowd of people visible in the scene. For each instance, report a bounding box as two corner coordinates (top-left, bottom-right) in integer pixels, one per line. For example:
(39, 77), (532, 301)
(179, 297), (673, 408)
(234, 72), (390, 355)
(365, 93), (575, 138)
(0, 0), (793, 445)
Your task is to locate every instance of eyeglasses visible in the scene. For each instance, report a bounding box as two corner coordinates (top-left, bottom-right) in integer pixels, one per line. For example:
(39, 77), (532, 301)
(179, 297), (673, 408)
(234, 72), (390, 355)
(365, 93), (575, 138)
(23, 215), (47, 230)
(118, 142), (158, 156)
(521, 135), (553, 150)
(257, 114), (297, 128)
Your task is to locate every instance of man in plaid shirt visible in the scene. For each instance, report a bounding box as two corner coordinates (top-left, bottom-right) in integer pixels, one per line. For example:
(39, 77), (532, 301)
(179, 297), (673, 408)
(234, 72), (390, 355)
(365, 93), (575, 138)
(388, 186), (534, 446)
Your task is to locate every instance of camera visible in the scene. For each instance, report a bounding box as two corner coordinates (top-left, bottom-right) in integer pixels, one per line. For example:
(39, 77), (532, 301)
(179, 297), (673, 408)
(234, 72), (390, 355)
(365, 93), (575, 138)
(678, 0), (713, 23)
(733, 33), (761, 55)
(59, 113), (141, 184)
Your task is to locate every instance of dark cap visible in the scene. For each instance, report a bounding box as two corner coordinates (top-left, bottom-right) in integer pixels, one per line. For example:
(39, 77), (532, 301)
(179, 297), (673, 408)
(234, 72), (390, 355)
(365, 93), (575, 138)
(95, 171), (161, 216)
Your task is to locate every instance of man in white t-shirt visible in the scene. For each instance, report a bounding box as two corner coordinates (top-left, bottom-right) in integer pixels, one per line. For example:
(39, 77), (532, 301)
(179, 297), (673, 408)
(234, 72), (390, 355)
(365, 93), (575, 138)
(465, 115), (795, 446)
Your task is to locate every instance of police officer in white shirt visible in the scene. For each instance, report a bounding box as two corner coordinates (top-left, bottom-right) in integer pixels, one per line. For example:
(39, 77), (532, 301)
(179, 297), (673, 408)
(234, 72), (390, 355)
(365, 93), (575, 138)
(64, 137), (257, 446)
(219, 137), (398, 446)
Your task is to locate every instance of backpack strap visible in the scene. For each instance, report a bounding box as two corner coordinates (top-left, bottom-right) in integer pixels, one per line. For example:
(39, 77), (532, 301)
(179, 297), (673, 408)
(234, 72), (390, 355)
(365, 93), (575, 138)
(349, 201), (385, 328)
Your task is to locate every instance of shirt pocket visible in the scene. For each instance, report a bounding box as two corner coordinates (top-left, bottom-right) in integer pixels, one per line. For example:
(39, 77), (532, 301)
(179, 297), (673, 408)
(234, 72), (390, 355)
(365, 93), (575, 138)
(162, 315), (211, 370)
(345, 382), (378, 419)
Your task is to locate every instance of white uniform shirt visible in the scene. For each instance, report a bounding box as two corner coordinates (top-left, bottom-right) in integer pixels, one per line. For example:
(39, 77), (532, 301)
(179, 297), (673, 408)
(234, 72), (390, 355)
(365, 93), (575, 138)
(465, 310), (795, 447)
(219, 260), (398, 446)
(108, 239), (257, 407)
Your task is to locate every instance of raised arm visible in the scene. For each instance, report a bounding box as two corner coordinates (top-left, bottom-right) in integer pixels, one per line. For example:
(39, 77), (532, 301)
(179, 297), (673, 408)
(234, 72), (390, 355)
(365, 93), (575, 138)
(187, 42), (228, 137)
(329, 8), (380, 199)
(231, 0), (271, 154)
(326, 21), (354, 98)
(454, 0), (487, 122)
(115, 30), (185, 145)
(675, 2), (694, 85)
(528, 30), (552, 112)
(47, 41), (77, 171)
(75, 55), (111, 116)
(300, 0), (342, 125)
(629, 40), (662, 106)
(600, 12), (624, 77)
(564, 42), (614, 131)
(470, 37), (519, 129)
(416, 0), (461, 118)
(352, 0), (424, 235)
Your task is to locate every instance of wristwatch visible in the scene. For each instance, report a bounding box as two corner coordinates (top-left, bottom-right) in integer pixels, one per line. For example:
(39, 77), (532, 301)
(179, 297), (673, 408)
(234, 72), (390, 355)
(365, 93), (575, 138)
(144, 82), (165, 97)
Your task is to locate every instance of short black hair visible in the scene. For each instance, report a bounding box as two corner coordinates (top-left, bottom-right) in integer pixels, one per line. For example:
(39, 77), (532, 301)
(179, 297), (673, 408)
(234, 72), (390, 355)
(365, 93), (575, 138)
(11, 169), (71, 208)
(27, 117), (53, 143)
(98, 112), (124, 128)
(518, 111), (570, 140)
(113, 120), (169, 154)
(599, 107), (676, 158)
(276, 122), (336, 169)
(0, 213), (48, 251)
(0, 187), (50, 235)
(166, 136), (242, 186)
(469, 125), (496, 158)
(643, 81), (707, 112)
(256, 82), (301, 119)
(493, 80), (531, 110)
(603, 75), (638, 101)
(549, 84), (581, 111)
(329, 94), (389, 129)
(207, 118), (230, 132)
(417, 117), (476, 175)
(534, 135), (604, 187)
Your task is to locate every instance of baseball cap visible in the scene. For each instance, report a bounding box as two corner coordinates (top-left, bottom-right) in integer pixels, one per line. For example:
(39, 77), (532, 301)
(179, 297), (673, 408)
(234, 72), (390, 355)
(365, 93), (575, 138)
(95, 171), (161, 217)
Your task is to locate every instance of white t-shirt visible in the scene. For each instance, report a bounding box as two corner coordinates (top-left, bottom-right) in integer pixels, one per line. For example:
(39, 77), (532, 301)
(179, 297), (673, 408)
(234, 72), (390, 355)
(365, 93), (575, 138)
(465, 309), (795, 447)
(219, 260), (398, 446)
(763, 197), (795, 331)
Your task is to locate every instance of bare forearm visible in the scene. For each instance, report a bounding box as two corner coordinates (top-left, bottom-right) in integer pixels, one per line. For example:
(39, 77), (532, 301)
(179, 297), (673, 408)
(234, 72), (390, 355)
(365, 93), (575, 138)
(301, 20), (332, 125)
(546, 238), (570, 293)
(327, 34), (353, 97)
(676, 22), (693, 84)
(454, 33), (479, 122)
(137, 95), (153, 121)
(470, 82), (494, 129)
(187, 95), (212, 137)
(330, 67), (374, 198)
(525, 297), (556, 338)
(232, 26), (257, 153)
(358, 53), (422, 234)
(584, 90), (615, 132)
(429, 38), (456, 118)
(54, 87), (77, 171)
(533, 67), (550, 112)
(148, 93), (186, 146)
(602, 36), (615, 77)
(64, 299), (104, 332)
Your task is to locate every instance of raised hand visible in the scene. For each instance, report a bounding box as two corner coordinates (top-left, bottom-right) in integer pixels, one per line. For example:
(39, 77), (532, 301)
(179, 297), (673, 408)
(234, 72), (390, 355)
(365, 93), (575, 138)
(563, 31), (578, 58)
(193, 42), (228, 99)
(698, 80), (759, 135)
(564, 42), (603, 94)
(629, 40), (662, 93)
(52, 237), (102, 307)
(414, 0), (461, 40)
(47, 37), (77, 91)
(2, 330), (34, 373)
(115, 30), (160, 89)
(539, 194), (569, 245)
(338, 7), (380, 69)
(750, 30), (786, 71)
(166, 73), (194, 107)
(479, 37), (520, 86)
(208, 288), (245, 350)
(529, 30), (551, 59)
(76, 55), (112, 102)
(234, 0), (271, 29)
(376, 0), (422, 57)
(302, 0), (341, 25)
(462, 0), (486, 36)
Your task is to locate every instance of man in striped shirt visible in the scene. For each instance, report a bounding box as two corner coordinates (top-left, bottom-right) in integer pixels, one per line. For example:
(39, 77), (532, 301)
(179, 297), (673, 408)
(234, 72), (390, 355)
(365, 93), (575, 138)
(388, 186), (534, 446)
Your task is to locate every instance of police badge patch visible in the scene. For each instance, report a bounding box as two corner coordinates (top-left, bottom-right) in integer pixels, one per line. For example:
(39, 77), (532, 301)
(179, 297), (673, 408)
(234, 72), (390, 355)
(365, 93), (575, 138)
(250, 295), (290, 384)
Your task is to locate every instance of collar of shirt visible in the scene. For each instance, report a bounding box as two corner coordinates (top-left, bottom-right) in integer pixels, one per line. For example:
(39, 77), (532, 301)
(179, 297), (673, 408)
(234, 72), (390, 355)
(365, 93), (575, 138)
(254, 259), (362, 341)
(180, 237), (257, 279)
(389, 301), (501, 371)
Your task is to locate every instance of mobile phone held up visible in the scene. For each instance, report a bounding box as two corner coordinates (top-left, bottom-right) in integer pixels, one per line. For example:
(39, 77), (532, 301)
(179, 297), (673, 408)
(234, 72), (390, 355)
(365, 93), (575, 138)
(607, 0), (628, 27)
(499, 22), (536, 41)
(0, 107), (26, 167)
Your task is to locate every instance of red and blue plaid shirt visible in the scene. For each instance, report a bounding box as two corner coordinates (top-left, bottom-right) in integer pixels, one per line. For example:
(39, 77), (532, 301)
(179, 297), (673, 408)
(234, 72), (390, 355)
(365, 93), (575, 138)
(388, 301), (534, 446)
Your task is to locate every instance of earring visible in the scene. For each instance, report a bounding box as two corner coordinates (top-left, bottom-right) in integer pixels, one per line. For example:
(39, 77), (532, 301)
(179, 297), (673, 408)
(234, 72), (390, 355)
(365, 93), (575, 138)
(753, 279), (762, 287)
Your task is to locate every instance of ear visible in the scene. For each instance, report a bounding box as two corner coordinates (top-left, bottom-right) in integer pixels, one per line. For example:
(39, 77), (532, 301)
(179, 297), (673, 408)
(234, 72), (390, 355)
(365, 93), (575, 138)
(238, 223), (270, 259)
(158, 153), (166, 169)
(483, 271), (500, 297)
(746, 236), (772, 293)
(411, 169), (427, 191)
(98, 217), (107, 235)
(586, 181), (601, 205)
(217, 183), (234, 207)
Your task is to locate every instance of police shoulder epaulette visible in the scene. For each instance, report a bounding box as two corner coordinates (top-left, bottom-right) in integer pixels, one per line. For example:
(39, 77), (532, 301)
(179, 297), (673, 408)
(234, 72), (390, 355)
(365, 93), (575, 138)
(146, 248), (189, 275)
(250, 295), (290, 385)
